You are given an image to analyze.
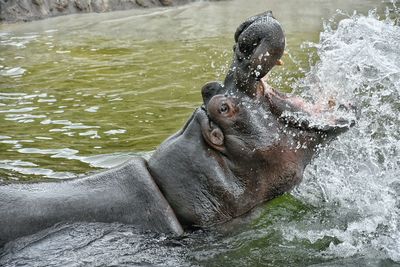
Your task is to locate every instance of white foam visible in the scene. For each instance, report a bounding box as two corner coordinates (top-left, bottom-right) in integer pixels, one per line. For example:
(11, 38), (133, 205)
(287, 10), (400, 261)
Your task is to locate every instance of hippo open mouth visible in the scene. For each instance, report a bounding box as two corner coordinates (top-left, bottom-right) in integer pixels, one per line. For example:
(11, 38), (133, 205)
(220, 10), (356, 136)
(202, 78), (355, 139)
(259, 78), (356, 135)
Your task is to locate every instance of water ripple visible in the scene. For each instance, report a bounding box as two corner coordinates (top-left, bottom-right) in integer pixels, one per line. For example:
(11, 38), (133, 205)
(0, 67), (26, 77)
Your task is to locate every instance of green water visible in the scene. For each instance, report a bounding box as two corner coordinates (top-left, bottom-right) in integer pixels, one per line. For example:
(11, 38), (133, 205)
(1, 0), (398, 266)
(1, 0), (387, 181)
(0, 35), (231, 180)
(192, 195), (338, 267)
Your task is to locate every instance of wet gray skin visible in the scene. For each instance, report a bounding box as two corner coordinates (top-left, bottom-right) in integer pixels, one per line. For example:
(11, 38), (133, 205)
(0, 158), (183, 247)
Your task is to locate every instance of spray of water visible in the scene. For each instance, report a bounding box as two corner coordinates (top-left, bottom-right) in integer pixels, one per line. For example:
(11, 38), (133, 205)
(288, 6), (400, 261)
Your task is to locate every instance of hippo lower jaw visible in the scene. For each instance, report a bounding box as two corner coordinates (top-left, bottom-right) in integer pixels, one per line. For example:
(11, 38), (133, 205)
(259, 79), (355, 135)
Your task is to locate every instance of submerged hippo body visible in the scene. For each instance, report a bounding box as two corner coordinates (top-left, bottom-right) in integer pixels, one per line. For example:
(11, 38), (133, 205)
(0, 12), (355, 247)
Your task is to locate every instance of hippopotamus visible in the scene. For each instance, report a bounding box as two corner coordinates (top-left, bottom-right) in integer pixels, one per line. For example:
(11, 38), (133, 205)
(0, 89), (353, 246)
(0, 12), (355, 247)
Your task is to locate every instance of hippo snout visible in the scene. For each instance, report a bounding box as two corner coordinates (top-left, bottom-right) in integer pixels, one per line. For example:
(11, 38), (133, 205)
(227, 11), (286, 96)
(234, 11), (285, 63)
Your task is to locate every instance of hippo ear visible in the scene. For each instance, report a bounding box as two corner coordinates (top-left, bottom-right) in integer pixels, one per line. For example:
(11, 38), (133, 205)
(201, 121), (225, 152)
(209, 128), (224, 146)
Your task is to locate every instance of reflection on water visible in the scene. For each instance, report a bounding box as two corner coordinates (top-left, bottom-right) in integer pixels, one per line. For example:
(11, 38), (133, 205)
(0, 0), (389, 181)
(0, 34), (228, 180)
(1, 0), (399, 266)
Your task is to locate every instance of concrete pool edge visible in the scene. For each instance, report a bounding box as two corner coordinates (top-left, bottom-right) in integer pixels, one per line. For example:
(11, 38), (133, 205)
(0, 0), (219, 23)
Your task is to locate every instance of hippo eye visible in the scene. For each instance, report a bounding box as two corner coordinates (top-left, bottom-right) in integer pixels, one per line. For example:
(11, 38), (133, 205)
(219, 103), (229, 114)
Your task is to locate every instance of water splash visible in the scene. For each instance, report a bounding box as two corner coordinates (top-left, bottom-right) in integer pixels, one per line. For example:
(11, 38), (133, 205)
(289, 8), (400, 262)
(1, 3), (399, 266)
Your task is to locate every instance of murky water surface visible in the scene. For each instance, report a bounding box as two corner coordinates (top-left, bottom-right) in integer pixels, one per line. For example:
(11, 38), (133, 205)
(1, 0), (399, 266)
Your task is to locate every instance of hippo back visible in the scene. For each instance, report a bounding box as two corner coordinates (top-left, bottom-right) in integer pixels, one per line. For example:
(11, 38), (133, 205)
(0, 158), (183, 247)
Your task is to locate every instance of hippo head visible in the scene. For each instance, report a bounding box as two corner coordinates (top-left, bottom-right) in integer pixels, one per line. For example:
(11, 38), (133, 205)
(224, 11), (286, 96)
(148, 11), (355, 229)
(148, 84), (354, 229)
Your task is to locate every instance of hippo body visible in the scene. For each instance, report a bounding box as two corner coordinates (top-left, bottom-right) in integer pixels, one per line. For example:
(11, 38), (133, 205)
(0, 11), (356, 247)
(0, 89), (351, 246)
(0, 158), (183, 246)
